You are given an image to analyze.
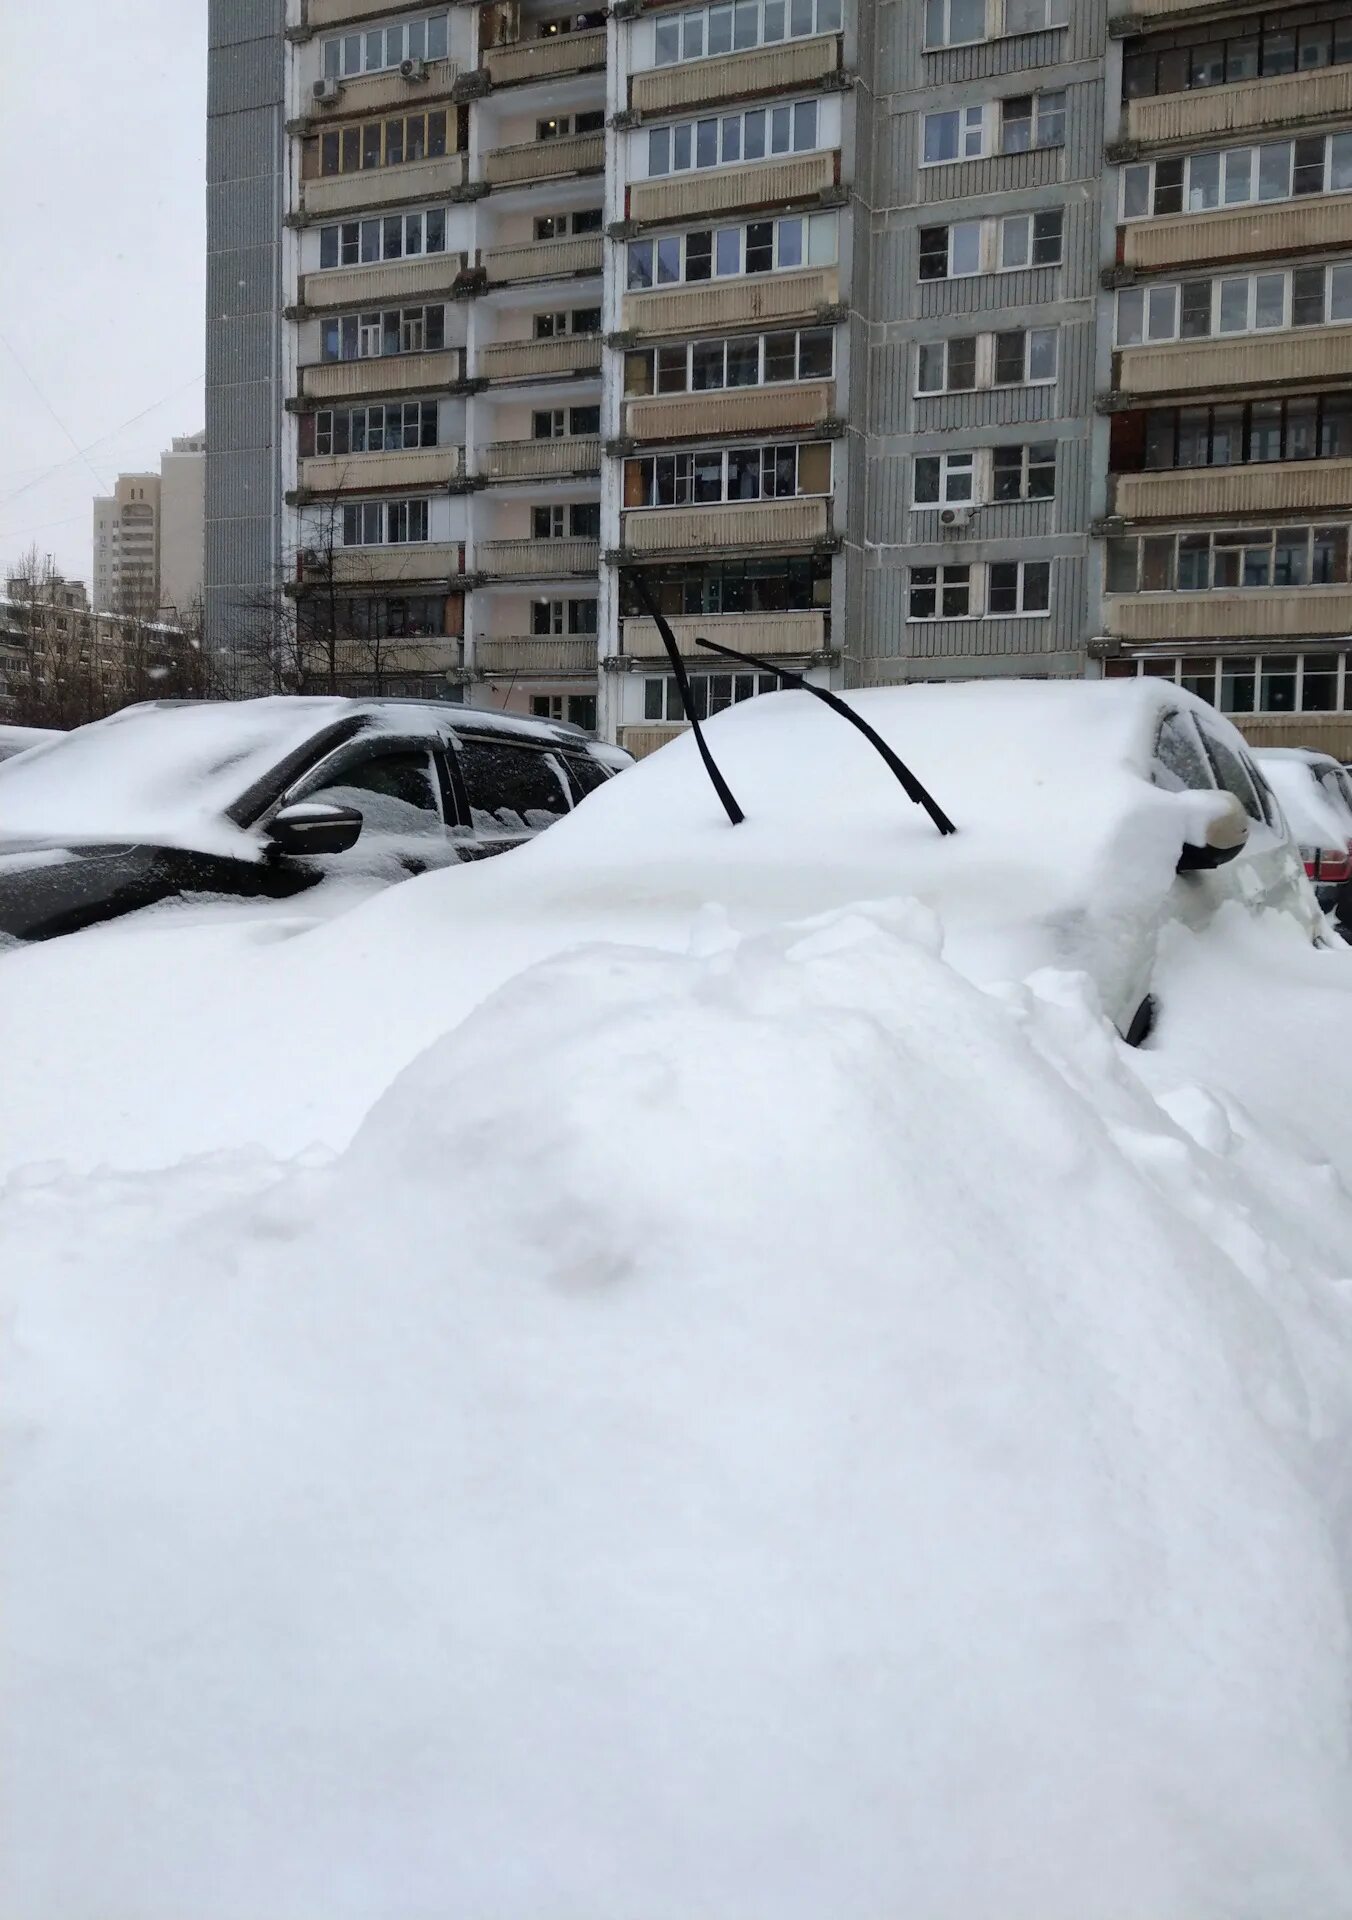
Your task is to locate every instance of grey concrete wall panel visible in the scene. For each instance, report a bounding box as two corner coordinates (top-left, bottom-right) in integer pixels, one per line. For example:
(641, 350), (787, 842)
(210, 0), (281, 47)
(209, 108), (283, 185)
(207, 247), (277, 324)
(208, 37), (286, 115)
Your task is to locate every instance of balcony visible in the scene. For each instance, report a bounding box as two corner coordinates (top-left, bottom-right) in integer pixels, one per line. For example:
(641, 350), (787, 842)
(476, 537), (600, 577)
(1112, 459), (1352, 521)
(474, 636), (598, 676)
(476, 334), (603, 381)
(1123, 198), (1352, 272)
(632, 35), (840, 116)
(1235, 713), (1352, 757)
(301, 153), (467, 219)
(618, 725), (686, 758)
(623, 265), (838, 335)
(483, 132), (604, 187)
(1126, 65), (1352, 147)
(622, 497), (830, 553)
(303, 543), (465, 586)
(630, 151), (836, 225)
(1116, 0), (1274, 17)
(296, 60), (458, 124)
(483, 27), (607, 86)
(299, 447), (464, 495)
(622, 610), (826, 658)
(300, 253), (468, 310)
(1106, 586), (1352, 642)
(1118, 323), (1352, 398)
(299, 349), (463, 402)
(477, 438), (601, 481)
(482, 234), (603, 285)
(626, 380), (835, 442)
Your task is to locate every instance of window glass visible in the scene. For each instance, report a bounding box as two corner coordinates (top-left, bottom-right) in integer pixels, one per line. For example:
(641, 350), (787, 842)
(1200, 728), (1264, 820)
(453, 740), (572, 836)
(1152, 713), (1214, 793)
(296, 748), (443, 842)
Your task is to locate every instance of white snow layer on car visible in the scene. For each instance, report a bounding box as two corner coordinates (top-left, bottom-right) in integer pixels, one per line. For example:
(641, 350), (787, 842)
(1255, 748), (1352, 856)
(2, 683), (1352, 1915)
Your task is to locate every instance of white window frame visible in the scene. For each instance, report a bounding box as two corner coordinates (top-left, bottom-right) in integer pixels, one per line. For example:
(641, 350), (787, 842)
(988, 558), (1052, 615)
(317, 206), (450, 271)
(645, 96), (825, 178)
(997, 207), (1064, 271)
(1113, 260), (1352, 347)
(1002, 0), (1068, 35)
(999, 89), (1066, 155)
(907, 563), (976, 621)
(991, 441), (1057, 502)
(340, 498), (431, 547)
(321, 10), (450, 78)
(627, 213), (838, 292)
(921, 104), (991, 167)
(651, 0), (843, 68)
(924, 0), (989, 47)
(1120, 133), (1352, 223)
(913, 450), (978, 508)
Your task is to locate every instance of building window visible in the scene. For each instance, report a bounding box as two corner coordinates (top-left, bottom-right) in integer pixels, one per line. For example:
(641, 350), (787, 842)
(536, 110), (605, 139)
(531, 405), (601, 438)
(923, 105), (989, 165)
(333, 595), (449, 638)
(908, 560), (1053, 618)
(533, 208), (604, 239)
(532, 307), (602, 338)
(317, 110), (449, 177)
(339, 499), (431, 546)
(627, 213), (837, 290)
(646, 97), (823, 177)
(914, 451), (976, 506)
(531, 694), (598, 730)
(993, 325), (1058, 385)
(624, 440), (831, 507)
(1122, 131), (1352, 221)
(1000, 91), (1066, 153)
(1107, 650), (1349, 717)
(1115, 259), (1352, 346)
(1107, 525), (1352, 593)
(918, 209), (1062, 279)
(1134, 395), (1352, 471)
(1124, 10), (1352, 101)
(993, 441), (1057, 499)
(988, 559), (1051, 612)
(532, 599), (599, 635)
(312, 400), (439, 457)
(924, 0), (988, 47)
(652, 0), (842, 67)
(623, 555), (832, 618)
(320, 305), (446, 363)
(318, 207), (449, 270)
(916, 336), (980, 393)
(642, 670), (783, 721)
(624, 326), (834, 395)
(531, 504), (600, 539)
(909, 565), (973, 618)
(322, 11), (450, 76)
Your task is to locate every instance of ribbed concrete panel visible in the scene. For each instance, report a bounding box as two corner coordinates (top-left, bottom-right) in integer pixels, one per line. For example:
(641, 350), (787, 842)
(208, 107), (281, 184)
(914, 384), (1058, 431)
(210, 0), (279, 47)
(854, 555), (1088, 661)
(207, 247), (276, 322)
(207, 178), (282, 254)
(879, 0), (1107, 88)
(208, 36), (284, 116)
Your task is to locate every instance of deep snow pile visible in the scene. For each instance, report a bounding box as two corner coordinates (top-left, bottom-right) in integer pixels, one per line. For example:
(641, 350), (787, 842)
(4, 900), (1352, 1918)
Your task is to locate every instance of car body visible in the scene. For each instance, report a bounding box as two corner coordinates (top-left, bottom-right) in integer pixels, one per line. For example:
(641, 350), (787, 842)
(1252, 747), (1352, 921)
(0, 723), (63, 765)
(0, 697), (627, 943)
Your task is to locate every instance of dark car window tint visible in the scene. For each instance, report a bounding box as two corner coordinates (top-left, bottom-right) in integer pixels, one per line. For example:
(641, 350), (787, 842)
(299, 748), (443, 837)
(1199, 729), (1264, 823)
(454, 738), (572, 835)
(562, 752), (609, 797)
(1152, 712), (1214, 793)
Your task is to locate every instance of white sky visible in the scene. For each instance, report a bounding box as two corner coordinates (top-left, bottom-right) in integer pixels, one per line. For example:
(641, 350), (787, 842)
(0, 0), (208, 587)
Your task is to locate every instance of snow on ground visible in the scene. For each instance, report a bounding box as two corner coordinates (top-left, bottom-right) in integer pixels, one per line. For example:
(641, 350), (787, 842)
(4, 688), (1352, 1914)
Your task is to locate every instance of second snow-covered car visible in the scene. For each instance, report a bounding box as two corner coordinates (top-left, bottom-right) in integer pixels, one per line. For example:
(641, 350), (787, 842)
(1253, 747), (1352, 923)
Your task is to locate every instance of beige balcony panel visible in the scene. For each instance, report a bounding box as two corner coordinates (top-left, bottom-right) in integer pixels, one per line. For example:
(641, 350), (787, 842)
(1236, 713), (1352, 757)
(622, 610), (826, 658)
(1120, 323), (1352, 397)
(1124, 198), (1352, 271)
(1107, 587), (1352, 641)
(632, 35), (839, 115)
(301, 447), (464, 493)
(483, 234), (604, 283)
(623, 266), (838, 335)
(483, 27), (607, 85)
(300, 349), (462, 400)
(474, 637), (599, 675)
(624, 497), (829, 552)
(618, 725), (687, 758)
(305, 0), (425, 24)
(1128, 0), (1293, 14)
(476, 334), (603, 380)
(301, 254), (467, 310)
(483, 132), (604, 186)
(476, 537), (600, 576)
(317, 543), (463, 585)
(1114, 459), (1352, 520)
(302, 153), (466, 218)
(630, 151), (836, 226)
(1127, 65), (1352, 145)
(299, 60), (459, 121)
(478, 437), (601, 479)
(627, 380), (834, 442)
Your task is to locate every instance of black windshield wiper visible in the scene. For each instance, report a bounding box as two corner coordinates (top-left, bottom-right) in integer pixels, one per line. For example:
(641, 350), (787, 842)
(630, 576), (744, 826)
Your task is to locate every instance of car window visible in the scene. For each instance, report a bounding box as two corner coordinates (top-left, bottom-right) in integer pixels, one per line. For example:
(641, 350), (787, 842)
(1197, 727), (1264, 824)
(1151, 711), (1215, 794)
(562, 752), (609, 798)
(295, 747), (444, 838)
(1319, 768), (1352, 823)
(453, 738), (572, 836)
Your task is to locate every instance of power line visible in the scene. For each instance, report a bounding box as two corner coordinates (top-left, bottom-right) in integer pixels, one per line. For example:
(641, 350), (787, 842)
(0, 374), (205, 513)
(0, 328), (116, 498)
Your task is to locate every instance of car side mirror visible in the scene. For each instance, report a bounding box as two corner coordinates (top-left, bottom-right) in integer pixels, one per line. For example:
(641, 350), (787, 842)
(1177, 793), (1248, 872)
(265, 800), (363, 857)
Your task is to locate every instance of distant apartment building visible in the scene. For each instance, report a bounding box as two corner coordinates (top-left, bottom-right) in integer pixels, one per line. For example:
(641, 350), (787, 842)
(1, 572), (189, 725)
(93, 435), (206, 622)
(202, 0), (1352, 757)
(159, 432), (208, 618)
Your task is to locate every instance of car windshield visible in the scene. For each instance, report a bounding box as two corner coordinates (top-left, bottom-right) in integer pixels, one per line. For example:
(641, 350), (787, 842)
(0, 699), (357, 856)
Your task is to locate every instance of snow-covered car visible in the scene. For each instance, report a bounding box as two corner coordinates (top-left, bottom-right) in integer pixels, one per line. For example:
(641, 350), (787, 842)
(0, 697), (626, 943)
(0, 722), (62, 764)
(1253, 747), (1352, 922)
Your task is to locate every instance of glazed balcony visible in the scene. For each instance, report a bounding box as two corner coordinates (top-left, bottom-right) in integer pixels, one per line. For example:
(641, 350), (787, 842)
(483, 131), (604, 187)
(474, 636), (598, 676)
(299, 446), (464, 495)
(477, 437), (601, 481)
(299, 349), (463, 401)
(622, 497), (830, 553)
(626, 380), (835, 442)
(1126, 65), (1352, 147)
(1115, 0), (1271, 17)
(300, 253), (468, 310)
(482, 234), (604, 285)
(476, 334), (603, 381)
(483, 27), (607, 86)
(297, 62), (458, 125)
(618, 725), (685, 758)
(1111, 459), (1352, 521)
(622, 265), (838, 336)
(302, 543), (465, 585)
(1117, 324), (1352, 399)
(476, 537), (600, 576)
(631, 35), (840, 115)
(1106, 586), (1352, 641)
(630, 150), (836, 225)
(621, 609), (826, 658)
(300, 153), (467, 219)
(1123, 198), (1352, 272)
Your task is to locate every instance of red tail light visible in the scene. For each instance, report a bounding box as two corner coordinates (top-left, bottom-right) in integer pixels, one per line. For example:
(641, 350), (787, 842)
(1305, 848), (1352, 883)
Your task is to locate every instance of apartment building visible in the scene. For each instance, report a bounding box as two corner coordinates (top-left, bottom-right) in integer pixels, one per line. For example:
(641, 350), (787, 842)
(93, 473), (161, 616)
(159, 432), (208, 619)
(205, 0), (1352, 756)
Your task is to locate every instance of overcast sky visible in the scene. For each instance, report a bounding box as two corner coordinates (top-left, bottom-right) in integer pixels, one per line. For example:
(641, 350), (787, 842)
(0, 0), (208, 586)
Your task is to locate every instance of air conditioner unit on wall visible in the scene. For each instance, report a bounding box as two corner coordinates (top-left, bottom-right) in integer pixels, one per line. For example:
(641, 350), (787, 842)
(312, 76), (343, 104)
(400, 55), (428, 81)
(939, 505), (974, 530)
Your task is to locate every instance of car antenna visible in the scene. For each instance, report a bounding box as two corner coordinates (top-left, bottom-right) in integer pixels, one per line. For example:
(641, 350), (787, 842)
(694, 636), (957, 838)
(629, 574), (744, 826)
